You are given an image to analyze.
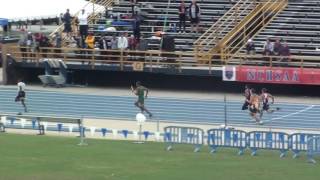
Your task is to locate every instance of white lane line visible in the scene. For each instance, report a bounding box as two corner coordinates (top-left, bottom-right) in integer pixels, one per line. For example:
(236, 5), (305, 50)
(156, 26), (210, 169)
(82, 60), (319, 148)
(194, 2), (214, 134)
(263, 105), (316, 123)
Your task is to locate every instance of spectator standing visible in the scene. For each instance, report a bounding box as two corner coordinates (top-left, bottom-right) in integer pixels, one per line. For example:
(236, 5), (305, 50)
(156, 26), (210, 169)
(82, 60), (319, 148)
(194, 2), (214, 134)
(85, 32), (95, 64)
(189, 0), (201, 33)
(18, 30), (27, 60)
(137, 35), (149, 61)
(128, 35), (137, 50)
(59, 13), (64, 25)
(130, 0), (137, 16)
(118, 33), (128, 62)
(280, 41), (290, 62)
(132, 15), (141, 42)
(99, 36), (108, 61)
(63, 9), (72, 38)
(78, 9), (89, 48)
(99, 36), (108, 50)
(246, 39), (255, 55)
(178, 0), (187, 33)
(273, 38), (282, 56)
(26, 32), (34, 55)
(85, 32), (95, 49)
(53, 32), (62, 57)
(110, 35), (118, 61)
(54, 32), (62, 48)
(110, 35), (118, 50)
(263, 38), (274, 56)
(118, 33), (128, 50)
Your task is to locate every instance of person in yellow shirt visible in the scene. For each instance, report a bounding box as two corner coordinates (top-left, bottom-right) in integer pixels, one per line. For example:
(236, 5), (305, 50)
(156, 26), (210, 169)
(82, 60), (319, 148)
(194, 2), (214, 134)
(85, 32), (95, 49)
(85, 32), (95, 64)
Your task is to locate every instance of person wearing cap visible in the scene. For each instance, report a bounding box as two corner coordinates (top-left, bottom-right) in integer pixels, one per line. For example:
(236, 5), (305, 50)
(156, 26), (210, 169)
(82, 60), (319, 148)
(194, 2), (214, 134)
(246, 39), (255, 55)
(131, 81), (153, 118)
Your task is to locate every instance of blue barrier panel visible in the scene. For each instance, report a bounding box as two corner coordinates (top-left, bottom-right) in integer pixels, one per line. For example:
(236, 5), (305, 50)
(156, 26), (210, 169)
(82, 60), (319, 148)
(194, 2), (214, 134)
(164, 126), (204, 152)
(207, 129), (247, 155)
(307, 136), (320, 163)
(248, 131), (289, 157)
(289, 133), (319, 159)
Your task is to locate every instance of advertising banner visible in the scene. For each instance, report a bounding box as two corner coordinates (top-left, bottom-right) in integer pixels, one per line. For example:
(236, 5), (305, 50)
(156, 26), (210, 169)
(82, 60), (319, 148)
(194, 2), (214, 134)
(236, 66), (320, 85)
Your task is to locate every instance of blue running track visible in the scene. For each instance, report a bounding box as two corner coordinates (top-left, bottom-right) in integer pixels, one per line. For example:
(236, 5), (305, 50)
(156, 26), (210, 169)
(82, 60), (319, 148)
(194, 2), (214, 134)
(0, 87), (319, 130)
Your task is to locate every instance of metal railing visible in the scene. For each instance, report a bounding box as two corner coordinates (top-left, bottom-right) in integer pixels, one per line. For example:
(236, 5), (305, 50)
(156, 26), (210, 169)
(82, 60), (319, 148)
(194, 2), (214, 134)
(194, 0), (287, 64)
(223, 0), (288, 62)
(194, 0), (257, 47)
(194, 0), (258, 63)
(6, 46), (320, 73)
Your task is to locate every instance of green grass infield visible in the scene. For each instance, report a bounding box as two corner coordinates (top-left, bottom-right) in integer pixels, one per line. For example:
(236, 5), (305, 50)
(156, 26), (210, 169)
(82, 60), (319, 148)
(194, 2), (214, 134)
(0, 133), (319, 180)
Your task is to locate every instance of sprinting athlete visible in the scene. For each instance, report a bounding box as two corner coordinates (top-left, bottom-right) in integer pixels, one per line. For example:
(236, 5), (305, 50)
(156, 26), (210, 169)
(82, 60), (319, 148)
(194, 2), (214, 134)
(249, 88), (263, 124)
(15, 80), (28, 114)
(260, 88), (280, 118)
(241, 85), (251, 110)
(131, 81), (153, 118)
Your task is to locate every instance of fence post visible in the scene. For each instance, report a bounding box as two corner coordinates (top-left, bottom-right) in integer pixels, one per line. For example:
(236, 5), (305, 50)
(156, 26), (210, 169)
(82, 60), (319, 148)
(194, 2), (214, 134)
(120, 50), (124, 71)
(91, 49), (95, 69)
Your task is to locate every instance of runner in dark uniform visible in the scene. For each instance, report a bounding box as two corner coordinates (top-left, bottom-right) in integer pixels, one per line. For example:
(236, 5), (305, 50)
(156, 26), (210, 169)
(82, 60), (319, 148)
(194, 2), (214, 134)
(242, 85), (251, 110)
(131, 81), (153, 118)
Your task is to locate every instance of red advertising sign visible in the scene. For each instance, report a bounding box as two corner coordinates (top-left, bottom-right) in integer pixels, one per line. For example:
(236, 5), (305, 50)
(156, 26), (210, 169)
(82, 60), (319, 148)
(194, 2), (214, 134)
(236, 66), (320, 85)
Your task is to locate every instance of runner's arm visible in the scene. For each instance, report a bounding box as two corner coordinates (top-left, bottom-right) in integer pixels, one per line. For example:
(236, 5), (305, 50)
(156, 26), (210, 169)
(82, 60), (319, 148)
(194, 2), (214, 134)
(269, 94), (274, 104)
(131, 86), (137, 95)
(145, 88), (149, 98)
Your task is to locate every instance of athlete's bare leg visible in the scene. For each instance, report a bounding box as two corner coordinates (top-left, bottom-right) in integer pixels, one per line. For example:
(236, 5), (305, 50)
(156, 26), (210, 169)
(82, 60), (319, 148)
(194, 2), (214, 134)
(142, 105), (152, 118)
(135, 102), (152, 117)
(21, 100), (27, 112)
(135, 101), (144, 113)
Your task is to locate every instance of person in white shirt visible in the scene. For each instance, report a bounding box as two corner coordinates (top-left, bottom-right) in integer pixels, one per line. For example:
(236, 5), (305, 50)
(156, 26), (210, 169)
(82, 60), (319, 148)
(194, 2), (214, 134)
(263, 38), (274, 55)
(118, 33), (128, 62)
(15, 80), (28, 114)
(78, 9), (89, 47)
(117, 33), (128, 50)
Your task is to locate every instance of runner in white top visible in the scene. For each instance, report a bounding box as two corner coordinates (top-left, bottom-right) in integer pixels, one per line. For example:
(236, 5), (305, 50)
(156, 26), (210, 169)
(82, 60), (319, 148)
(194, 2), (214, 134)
(15, 80), (28, 114)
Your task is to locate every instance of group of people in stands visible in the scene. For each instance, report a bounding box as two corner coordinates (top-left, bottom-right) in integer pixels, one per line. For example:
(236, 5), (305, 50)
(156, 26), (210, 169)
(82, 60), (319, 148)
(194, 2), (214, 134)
(178, 0), (201, 33)
(18, 30), (51, 59)
(59, 7), (144, 51)
(246, 38), (291, 62)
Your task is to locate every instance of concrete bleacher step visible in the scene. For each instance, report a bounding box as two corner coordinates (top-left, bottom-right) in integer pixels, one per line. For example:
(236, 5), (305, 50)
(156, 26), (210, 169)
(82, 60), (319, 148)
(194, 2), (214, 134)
(237, 0), (320, 57)
(107, 0), (235, 54)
